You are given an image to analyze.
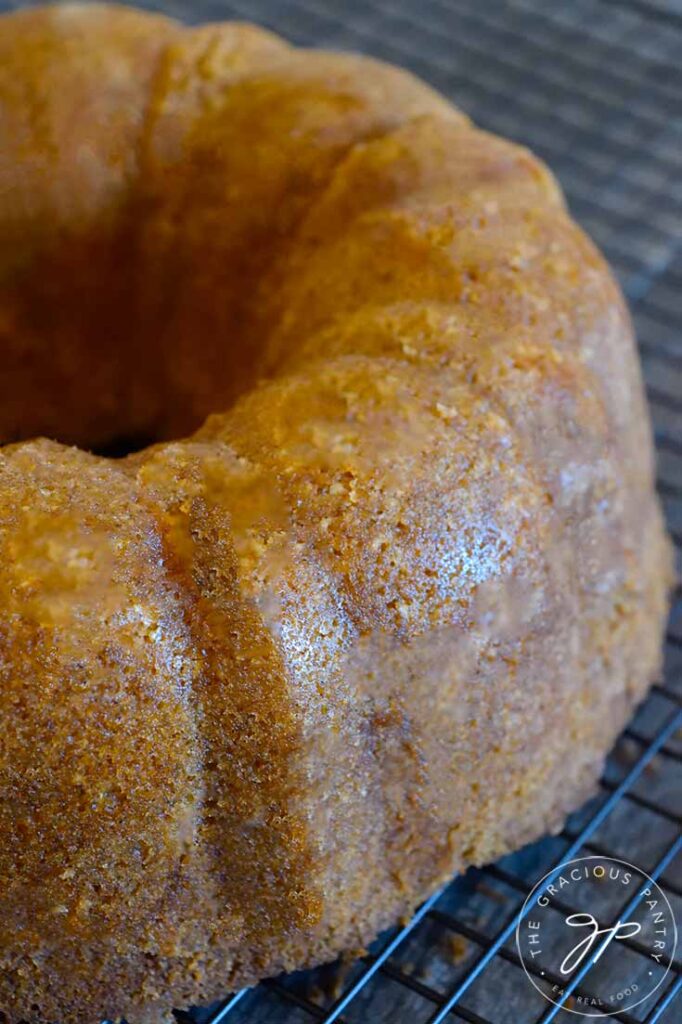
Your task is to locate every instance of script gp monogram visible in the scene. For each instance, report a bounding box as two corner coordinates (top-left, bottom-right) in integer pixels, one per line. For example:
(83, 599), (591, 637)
(559, 913), (642, 975)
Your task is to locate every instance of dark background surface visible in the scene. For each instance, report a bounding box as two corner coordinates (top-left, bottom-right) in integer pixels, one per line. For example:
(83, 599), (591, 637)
(1, 2), (681, 1022)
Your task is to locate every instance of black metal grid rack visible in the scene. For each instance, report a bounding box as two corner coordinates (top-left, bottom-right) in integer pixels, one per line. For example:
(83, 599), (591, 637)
(5, 0), (680, 1021)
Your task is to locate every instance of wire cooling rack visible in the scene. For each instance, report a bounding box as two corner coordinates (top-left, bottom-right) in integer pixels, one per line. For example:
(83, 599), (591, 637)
(4, 0), (679, 1021)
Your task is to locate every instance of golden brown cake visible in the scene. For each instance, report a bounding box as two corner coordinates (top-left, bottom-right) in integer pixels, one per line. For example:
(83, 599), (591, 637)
(0, 4), (673, 1023)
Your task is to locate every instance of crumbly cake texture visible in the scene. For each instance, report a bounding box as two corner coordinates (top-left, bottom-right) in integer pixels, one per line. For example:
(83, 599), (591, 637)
(0, 4), (672, 1023)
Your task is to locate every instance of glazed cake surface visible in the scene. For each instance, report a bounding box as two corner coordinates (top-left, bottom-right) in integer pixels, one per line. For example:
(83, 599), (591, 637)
(0, 4), (672, 1022)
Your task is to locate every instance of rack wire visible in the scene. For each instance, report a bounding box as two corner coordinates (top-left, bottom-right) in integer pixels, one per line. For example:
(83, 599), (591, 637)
(5, 0), (678, 1021)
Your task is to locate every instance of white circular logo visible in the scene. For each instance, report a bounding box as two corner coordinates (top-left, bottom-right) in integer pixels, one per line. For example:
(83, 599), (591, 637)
(516, 856), (677, 1016)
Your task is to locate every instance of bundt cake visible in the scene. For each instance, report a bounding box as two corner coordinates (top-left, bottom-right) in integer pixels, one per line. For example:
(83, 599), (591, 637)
(0, 4), (673, 1022)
